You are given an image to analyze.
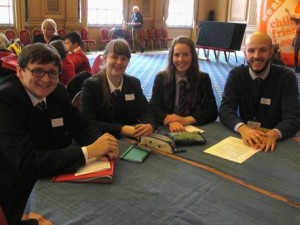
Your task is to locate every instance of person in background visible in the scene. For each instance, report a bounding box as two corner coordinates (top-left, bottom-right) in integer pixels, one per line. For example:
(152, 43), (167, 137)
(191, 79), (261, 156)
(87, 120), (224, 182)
(7, 38), (22, 56)
(130, 5), (145, 53)
(64, 31), (91, 74)
(33, 18), (61, 44)
(150, 36), (218, 132)
(50, 40), (76, 85)
(80, 39), (155, 138)
(0, 32), (9, 49)
(0, 43), (119, 225)
(219, 31), (300, 152)
(285, 8), (300, 72)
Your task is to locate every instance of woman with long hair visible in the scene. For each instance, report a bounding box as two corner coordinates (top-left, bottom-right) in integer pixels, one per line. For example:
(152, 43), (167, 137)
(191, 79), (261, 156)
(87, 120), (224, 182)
(80, 39), (155, 138)
(150, 36), (218, 132)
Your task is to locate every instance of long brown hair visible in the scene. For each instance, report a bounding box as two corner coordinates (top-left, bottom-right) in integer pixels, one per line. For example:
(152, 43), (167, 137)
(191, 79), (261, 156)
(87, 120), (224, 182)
(163, 36), (201, 112)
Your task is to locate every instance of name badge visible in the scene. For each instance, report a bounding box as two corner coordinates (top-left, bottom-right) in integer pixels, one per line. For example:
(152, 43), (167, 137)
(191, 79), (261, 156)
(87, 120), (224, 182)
(125, 94), (135, 101)
(247, 121), (261, 129)
(260, 98), (271, 105)
(51, 118), (64, 128)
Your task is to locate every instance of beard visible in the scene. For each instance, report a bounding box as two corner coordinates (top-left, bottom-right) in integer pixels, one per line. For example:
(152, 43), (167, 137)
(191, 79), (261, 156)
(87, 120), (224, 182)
(247, 58), (271, 74)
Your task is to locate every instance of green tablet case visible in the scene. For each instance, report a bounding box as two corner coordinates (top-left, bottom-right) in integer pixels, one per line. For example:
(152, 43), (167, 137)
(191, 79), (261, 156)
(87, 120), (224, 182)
(120, 145), (151, 163)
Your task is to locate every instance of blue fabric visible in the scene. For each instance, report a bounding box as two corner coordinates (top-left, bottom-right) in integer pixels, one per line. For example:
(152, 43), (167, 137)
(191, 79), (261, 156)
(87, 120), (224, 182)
(25, 139), (300, 224)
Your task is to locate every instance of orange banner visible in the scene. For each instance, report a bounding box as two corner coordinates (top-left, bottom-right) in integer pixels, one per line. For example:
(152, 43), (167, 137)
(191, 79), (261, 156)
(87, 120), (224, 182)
(258, 0), (300, 65)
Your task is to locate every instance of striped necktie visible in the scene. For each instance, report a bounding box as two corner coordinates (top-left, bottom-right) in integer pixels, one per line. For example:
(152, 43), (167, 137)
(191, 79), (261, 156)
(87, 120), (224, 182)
(36, 101), (46, 111)
(178, 80), (187, 116)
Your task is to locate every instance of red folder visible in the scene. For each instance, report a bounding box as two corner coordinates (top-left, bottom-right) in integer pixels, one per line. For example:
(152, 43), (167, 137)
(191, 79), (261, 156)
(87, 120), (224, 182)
(52, 160), (114, 184)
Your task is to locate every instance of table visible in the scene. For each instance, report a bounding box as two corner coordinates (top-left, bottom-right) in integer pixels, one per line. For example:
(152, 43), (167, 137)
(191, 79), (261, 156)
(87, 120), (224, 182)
(24, 123), (300, 225)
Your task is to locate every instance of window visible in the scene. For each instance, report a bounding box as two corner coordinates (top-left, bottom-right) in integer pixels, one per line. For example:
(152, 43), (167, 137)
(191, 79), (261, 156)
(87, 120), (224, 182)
(87, 0), (123, 26)
(0, 0), (14, 25)
(166, 0), (194, 27)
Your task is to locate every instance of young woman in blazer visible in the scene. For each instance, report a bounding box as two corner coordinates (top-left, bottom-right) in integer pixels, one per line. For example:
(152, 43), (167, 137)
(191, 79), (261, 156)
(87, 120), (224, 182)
(80, 39), (155, 138)
(150, 36), (218, 132)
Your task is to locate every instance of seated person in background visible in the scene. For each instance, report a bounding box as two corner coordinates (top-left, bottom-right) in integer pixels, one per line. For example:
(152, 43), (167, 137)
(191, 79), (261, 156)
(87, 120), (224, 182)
(80, 39), (155, 138)
(33, 18), (61, 44)
(7, 38), (22, 56)
(0, 32), (9, 49)
(0, 43), (119, 225)
(219, 31), (300, 152)
(149, 36), (218, 132)
(64, 31), (91, 74)
(50, 40), (76, 85)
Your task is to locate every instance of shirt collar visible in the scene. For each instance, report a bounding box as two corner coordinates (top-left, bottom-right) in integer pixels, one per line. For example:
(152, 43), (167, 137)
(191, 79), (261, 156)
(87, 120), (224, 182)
(249, 63), (270, 80)
(25, 89), (46, 107)
(106, 75), (123, 93)
(175, 73), (187, 84)
(69, 46), (81, 54)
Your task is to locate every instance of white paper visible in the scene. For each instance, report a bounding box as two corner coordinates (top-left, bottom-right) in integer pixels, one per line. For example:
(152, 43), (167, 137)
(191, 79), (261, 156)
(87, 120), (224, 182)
(204, 136), (258, 163)
(75, 158), (110, 176)
(184, 125), (204, 133)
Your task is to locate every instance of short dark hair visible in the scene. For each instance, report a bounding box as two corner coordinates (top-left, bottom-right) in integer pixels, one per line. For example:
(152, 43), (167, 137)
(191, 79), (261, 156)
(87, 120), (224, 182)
(64, 31), (81, 45)
(49, 40), (67, 59)
(18, 43), (61, 71)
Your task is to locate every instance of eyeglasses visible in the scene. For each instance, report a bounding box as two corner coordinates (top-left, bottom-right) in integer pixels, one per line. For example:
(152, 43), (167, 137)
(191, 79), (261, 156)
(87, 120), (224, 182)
(25, 66), (60, 79)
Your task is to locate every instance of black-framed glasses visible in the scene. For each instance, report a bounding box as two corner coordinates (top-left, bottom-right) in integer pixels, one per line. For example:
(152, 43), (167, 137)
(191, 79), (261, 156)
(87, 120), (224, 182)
(25, 66), (60, 79)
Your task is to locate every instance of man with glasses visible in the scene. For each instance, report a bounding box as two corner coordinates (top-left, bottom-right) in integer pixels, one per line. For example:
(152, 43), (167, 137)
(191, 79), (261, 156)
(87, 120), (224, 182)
(0, 43), (119, 225)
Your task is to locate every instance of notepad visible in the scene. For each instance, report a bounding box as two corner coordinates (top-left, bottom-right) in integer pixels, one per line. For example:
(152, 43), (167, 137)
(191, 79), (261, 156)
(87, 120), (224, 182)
(120, 145), (151, 163)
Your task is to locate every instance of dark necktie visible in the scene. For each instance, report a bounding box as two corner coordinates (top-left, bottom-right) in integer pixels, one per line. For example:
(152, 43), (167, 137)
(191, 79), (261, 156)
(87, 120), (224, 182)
(253, 78), (264, 105)
(178, 80), (187, 116)
(35, 101), (46, 111)
(112, 89), (121, 98)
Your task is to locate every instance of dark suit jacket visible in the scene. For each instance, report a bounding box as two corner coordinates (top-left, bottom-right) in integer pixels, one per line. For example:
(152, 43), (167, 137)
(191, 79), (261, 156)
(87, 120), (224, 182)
(149, 71), (218, 125)
(0, 75), (101, 225)
(33, 34), (62, 43)
(219, 64), (300, 139)
(80, 73), (155, 137)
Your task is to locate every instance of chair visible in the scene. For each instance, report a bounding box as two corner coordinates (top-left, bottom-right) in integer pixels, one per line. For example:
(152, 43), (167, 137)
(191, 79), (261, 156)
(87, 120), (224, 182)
(31, 28), (42, 41)
(91, 54), (102, 75)
(72, 91), (82, 109)
(81, 28), (96, 52)
(4, 29), (16, 43)
(66, 71), (91, 101)
(154, 28), (164, 49)
(161, 28), (173, 49)
(57, 28), (67, 38)
(147, 29), (161, 49)
(139, 29), (153, 50)
(19, 29), (31, 45)
(101, 29), (111, 46)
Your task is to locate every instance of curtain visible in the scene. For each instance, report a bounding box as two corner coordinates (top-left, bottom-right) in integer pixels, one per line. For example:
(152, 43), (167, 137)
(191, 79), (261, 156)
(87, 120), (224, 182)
(191, 0), (198, 42)
(163, 0), (169, 27)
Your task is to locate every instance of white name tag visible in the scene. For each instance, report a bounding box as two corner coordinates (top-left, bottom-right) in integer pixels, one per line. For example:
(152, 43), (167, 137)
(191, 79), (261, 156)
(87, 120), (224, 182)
(51, 118), (64, 127)
(125, 94), (135, 101)
(247, 121), (261, 129)
(260, 98), (271, 105)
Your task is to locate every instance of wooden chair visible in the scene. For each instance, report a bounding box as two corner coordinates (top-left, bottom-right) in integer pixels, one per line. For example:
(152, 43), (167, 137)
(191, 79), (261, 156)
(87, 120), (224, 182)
(139, 29), (153, 50)
(4, 29), (16, 43)
(19, 29), (31, 45)
(101, 29), (111, 46)
(31, 28), (42, 42)
(161, 28), (173, 48)
(81, 28), (96, 52)
(91, 54), (102, 75)
(57, 28), (67, 38)
(147, 29), (161, 49)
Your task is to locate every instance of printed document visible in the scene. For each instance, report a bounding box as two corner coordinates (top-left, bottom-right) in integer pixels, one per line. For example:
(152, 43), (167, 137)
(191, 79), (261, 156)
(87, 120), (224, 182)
(204, 136), (258, 163)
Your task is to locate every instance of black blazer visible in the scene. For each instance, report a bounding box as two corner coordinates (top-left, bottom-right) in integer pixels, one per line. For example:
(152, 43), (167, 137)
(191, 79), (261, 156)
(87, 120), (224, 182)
(150, 71), (218, 125)
(0, 75), (101, 224)
(80, 73), (156, 137)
